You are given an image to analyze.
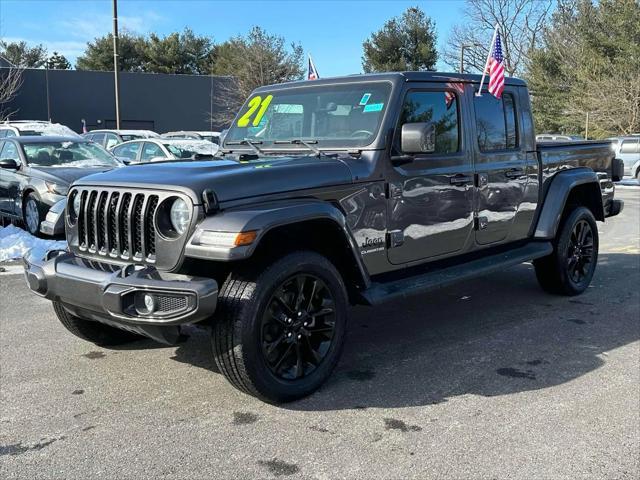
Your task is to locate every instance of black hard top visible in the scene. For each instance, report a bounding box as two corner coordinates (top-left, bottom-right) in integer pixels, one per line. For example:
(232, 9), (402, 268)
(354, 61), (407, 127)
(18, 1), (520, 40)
(254, 71), (527, 93)
(6, 135), (89, 144)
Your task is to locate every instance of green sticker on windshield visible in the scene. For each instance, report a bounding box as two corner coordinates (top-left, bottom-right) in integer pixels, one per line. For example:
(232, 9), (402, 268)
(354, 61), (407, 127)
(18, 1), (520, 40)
(363, 102), (384, 112)
(359, 93), (372, 105)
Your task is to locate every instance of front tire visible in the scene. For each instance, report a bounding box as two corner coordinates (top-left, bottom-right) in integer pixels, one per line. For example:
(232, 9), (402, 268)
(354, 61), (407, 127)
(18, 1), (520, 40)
(23, 192), (45, 236)
(53, 302), (143, 346)
(534, 206), (599, 295)
(212, 251), (348, 403)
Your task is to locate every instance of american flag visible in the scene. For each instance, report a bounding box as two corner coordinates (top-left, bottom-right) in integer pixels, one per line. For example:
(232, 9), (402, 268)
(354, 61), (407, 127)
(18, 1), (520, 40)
(487, 31), (505, 98)
(308, 55), (319, 80)
(445, 82), (465, 109)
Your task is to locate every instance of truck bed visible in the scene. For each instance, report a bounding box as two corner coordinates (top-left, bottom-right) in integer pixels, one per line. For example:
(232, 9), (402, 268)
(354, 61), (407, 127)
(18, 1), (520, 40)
(536, 140), (614, 174)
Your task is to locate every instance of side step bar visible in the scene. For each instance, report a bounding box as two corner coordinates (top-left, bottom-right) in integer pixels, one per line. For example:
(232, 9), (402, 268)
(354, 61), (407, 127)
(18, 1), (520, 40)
(360, 242), (553, 306)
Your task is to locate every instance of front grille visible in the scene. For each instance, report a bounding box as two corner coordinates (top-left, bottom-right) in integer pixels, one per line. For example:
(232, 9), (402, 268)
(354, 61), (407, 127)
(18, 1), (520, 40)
(75, 188), (160, 262)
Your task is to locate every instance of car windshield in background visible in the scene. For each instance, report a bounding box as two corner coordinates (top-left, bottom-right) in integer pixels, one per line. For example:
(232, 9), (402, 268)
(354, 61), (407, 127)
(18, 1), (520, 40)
(23, 141), (121, 167)
(164, 141), (218, 159)
(121, 134), (144, 142)
(224, 82), (392, 149)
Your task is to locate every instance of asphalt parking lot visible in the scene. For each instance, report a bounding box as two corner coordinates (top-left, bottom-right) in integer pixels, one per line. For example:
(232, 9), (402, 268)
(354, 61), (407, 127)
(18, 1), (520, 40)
(1, 188), (638, 479)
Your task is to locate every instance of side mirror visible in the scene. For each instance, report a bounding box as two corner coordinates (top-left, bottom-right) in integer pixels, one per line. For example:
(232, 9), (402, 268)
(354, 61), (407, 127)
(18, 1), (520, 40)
(401, 122), (436, 154)
(0, 158), (19, 170)
(115, 156), (131, 165)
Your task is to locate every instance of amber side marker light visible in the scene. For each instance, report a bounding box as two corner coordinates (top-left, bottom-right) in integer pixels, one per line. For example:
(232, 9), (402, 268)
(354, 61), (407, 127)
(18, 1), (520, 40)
(234, 230), (258, 246)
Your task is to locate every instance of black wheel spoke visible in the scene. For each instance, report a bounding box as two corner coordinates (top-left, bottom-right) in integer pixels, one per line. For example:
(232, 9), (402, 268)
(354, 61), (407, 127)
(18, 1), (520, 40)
(294, 343), (304, 378)
(273, 343), (294, 372)
(306, 279), (318, 312)
(304, 336), (322, 365)
(273, 294), (295, 318)
(264, 334), (285, 356)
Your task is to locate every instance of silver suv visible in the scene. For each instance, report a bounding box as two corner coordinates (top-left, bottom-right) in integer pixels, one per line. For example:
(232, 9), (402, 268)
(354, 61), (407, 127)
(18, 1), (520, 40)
(608, 136), (640, 179)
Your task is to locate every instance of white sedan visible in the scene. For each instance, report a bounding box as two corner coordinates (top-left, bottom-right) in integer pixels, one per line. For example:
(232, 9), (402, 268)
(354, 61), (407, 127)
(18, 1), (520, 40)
(110, 138), (219, 164)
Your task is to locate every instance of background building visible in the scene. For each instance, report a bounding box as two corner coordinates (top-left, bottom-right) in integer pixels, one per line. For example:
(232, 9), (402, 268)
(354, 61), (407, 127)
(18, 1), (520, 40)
(0, 67), (233, 133)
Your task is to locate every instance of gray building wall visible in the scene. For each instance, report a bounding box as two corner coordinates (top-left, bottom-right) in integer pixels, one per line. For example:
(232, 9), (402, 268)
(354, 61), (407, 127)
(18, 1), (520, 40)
(0, 68), (233, 133)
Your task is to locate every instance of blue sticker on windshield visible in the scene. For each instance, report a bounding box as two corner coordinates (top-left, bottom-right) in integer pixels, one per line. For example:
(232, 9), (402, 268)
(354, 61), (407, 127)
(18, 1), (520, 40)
(359, 93), (372, 105)
(363, 103), (384, 112)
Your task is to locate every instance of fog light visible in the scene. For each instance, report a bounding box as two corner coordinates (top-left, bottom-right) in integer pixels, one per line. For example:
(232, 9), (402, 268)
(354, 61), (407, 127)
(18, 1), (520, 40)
(144, 294), (156, 313)
(135, 292), (157, 315)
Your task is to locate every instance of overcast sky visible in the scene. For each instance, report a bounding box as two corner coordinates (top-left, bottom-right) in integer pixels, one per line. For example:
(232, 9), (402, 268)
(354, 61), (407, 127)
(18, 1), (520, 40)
(0, 0), (466, 76)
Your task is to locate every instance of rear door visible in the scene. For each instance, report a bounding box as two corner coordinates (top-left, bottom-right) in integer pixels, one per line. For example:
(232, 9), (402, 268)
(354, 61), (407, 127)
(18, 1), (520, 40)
(472, 88), (529, 245)
(386, 82), (475, 265)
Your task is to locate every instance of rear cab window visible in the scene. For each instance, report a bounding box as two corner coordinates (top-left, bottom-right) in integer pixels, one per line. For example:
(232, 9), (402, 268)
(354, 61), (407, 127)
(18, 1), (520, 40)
(474, 92), (519, 151)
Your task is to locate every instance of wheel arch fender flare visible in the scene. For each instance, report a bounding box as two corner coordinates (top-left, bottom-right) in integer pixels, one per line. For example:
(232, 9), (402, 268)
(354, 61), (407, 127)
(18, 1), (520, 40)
(185, 199), (371, 287)
(534, 168), (604, 240)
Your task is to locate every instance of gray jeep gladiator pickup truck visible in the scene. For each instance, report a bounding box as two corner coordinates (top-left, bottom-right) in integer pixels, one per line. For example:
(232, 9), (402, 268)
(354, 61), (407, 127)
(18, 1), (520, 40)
(24, 72), (624, 403)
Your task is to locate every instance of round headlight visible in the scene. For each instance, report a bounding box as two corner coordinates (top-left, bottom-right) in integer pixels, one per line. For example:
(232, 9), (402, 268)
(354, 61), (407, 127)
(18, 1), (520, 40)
(169, 198), (190, 235)
(72, 192), (81, 216)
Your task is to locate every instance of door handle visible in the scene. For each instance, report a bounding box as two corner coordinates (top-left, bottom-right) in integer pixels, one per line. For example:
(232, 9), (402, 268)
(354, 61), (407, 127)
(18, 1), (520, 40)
(449, 174), (474, 186)
(505, 168), (525, 179)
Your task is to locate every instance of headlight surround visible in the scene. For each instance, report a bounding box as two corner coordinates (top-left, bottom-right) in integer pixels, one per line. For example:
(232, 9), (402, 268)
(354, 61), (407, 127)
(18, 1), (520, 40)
(169, 198), (190, 235)
(72, 192), (82, 216)
(45, 181), (69, 196)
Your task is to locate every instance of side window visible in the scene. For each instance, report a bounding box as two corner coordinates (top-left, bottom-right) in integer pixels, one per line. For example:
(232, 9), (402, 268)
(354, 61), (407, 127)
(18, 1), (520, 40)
(105, 133), (119, 149)
(620, 139), (638, 154)
(474, 92), (518, 151)
(4, 129), (16, 137)
(112, 142), (140, 161)
(0, 130), (6, 138)
(92, 133), (106, 146)
(0, 141), (20, 161)
(398, 90), (460, 154)
(140, 142), (165, 161)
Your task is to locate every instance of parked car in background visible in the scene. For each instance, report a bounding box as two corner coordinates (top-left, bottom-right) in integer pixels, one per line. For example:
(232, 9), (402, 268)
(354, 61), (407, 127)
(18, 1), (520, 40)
(0, 136), (121, 235)
(536, 134), (584, 142)
(0, 120), (80, 138)
(83, 129), (159, 150)
(111, 138), (219, 164)
(608, 136), (640, 179)
(162, 131), (222, 144)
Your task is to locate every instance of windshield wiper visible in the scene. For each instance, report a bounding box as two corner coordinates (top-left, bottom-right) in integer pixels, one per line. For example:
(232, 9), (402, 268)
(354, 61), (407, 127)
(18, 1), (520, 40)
(274, 139), (335, 158)
(225, 138), (265, 155)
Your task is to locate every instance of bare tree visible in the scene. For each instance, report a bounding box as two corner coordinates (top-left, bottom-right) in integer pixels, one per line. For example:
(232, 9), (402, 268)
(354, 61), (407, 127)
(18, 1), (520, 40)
(0, 67), (23, 121)
(442, 0), (553, 76)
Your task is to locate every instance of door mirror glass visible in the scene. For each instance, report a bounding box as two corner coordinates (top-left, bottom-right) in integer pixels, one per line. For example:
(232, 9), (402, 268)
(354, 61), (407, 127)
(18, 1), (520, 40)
(401, 122), (435, 154)
(0, 158), (19, 170)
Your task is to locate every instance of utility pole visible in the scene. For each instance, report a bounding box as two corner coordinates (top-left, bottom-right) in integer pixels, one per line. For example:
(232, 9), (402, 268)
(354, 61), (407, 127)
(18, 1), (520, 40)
(112, 0), (121, 129)
(585, 112), (590, 140)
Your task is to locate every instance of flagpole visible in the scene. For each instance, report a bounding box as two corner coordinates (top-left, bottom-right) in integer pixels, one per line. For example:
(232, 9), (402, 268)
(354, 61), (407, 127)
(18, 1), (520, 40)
(476, 23), (500, 96)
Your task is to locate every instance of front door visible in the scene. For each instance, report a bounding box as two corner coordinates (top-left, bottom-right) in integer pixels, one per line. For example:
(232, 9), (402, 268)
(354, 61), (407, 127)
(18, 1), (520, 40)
(0, 141), (21, 215)
(387, 84), (475, 265)
(472, 88), (528, 245)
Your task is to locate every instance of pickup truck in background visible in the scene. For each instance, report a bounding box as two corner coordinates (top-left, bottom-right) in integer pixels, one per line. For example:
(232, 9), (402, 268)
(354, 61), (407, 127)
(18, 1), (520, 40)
(24, 72), (624, 403)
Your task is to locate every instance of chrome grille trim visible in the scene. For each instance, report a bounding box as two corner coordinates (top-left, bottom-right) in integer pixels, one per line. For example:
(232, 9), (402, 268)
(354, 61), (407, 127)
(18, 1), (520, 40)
(73, 188), (161, 263)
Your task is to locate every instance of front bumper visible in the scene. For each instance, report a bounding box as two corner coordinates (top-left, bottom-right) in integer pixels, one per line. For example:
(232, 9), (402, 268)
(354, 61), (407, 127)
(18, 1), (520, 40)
(40, 199), (66, 236)
(24, 250), (218, 329)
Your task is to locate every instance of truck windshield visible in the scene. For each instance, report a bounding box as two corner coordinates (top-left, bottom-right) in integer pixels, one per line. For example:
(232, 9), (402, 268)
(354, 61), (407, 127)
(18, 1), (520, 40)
(224, 82), (392, 150)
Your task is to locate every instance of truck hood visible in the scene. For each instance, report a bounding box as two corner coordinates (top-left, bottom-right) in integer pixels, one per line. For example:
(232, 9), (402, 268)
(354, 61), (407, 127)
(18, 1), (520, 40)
(73, 156), (354, 204)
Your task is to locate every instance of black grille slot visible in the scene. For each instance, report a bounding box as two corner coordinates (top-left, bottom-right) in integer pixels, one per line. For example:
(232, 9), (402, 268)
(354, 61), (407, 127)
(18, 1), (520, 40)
(78, 191), (87, 247)
(96, 192), (108, 252)
(86, 191), (98, 250)
(119, 193), (131, 255)
(132, 195), (145, 257)
(108, 192), (120, 253)
(145, 196), (159, 257)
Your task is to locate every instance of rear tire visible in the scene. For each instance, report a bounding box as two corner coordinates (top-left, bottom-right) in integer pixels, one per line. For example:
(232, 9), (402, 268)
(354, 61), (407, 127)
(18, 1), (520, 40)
(53, 301), (143, 346)
(534, 206), (599, 296)
(211, 251), (348, 403)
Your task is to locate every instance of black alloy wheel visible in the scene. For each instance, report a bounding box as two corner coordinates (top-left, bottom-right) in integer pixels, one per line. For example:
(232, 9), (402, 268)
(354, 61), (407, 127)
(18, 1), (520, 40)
(261, 274), (336, 380)
(565, 219), (596, 285)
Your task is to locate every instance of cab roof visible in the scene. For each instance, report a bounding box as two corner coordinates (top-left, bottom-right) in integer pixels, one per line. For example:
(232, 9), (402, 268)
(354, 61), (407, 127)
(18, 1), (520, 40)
(254, 71), (527, 93)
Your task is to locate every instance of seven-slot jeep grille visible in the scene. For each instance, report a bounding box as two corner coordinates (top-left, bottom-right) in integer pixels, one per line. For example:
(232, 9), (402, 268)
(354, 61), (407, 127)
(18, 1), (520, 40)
(73, 189), (160, 262)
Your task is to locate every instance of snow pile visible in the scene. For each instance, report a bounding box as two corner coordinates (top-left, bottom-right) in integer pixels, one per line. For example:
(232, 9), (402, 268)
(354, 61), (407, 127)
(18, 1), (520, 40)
(20, 122), (81, 138)
(0, 225), (67, 262)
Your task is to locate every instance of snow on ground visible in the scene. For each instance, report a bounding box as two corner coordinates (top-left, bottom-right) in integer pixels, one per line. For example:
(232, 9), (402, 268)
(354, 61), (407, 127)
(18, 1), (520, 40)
(0, 225), (67, 262)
